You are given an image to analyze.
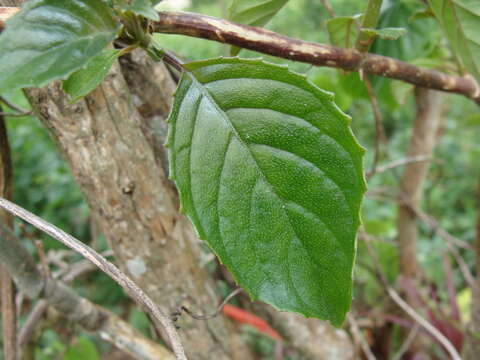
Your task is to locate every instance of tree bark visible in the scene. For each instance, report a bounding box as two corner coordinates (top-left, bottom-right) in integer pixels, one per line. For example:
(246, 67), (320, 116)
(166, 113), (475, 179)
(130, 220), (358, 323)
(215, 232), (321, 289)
(396, 87), (444, 359)
(24, 61), (249, 359)
(397, 87), (444, 280)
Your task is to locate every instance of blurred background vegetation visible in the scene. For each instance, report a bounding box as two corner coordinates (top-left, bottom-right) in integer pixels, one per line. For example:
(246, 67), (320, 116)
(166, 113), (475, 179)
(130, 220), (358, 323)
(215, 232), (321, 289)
(1, 0), (478, 358)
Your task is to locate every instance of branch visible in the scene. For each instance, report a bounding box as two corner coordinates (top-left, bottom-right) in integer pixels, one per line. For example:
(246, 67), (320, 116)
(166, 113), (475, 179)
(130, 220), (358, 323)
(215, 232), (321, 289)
(151, 11), (480, 104)
(0, 198), (187, 360)
(0, 8), (479, 103)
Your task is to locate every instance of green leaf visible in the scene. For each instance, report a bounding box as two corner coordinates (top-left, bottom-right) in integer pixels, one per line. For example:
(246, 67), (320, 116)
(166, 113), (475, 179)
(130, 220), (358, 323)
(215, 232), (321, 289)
(119, 0), (159, 20)
(0, 0), (120, 94)
(63, 337), (99, 360)
(167, 58), (366, 325)
(326, 15), (361, 48)
(372, 1), (439, 62)
(228, 0), (289, 56)
(63, 49), (121, 103)
(360, 27), (407, 41)
(429, 0), (480, 83)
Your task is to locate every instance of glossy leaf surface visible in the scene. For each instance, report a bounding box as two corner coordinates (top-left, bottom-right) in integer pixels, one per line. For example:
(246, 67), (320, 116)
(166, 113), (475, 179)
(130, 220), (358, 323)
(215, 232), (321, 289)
(168, 58), (366, 325)
(63, 49), (121, 103)
(0, 0), (120, 93)
(228, 0), (289, 56)
(429, 0), (480, 83)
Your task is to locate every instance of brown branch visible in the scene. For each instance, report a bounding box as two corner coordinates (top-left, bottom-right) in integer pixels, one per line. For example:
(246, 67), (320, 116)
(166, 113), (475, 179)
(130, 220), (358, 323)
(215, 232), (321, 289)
(151, 11), (480, 104)
(364, 75), (386, 178)
(1, 8), (479, 103)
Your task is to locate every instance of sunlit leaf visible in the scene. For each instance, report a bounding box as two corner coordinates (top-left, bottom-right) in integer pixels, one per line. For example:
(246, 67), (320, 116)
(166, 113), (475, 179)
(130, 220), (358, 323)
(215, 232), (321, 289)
(167, 58), (366, 325)
(0, 0), (121, 94)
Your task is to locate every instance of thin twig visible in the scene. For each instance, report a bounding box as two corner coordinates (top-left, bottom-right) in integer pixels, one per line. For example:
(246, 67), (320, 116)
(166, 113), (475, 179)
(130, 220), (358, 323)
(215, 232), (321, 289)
(360, 231), (462, 360)
(347, 312), (376, 360)
(17, 300), (48, 348)
(0, 111), (32, 117)
(392, 324), (420, 360)
(18, 249), (113, 349)
(34, 240), (50, 278)
(374, 156), (432, 175)
(180, 287), (242, 320)
(0, 95), (32, 115)
(364, 75), (386, 178)
(320, 0), (336, 17)
(0, 197), (187, 360)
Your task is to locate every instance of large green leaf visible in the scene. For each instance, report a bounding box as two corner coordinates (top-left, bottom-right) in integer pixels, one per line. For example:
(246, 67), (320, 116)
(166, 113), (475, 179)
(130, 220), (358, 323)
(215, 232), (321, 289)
(429, 0), (480, 83)
(0, 0), (120, 94)
(167, 58), (366, 325)
(228, 0), (289, 56)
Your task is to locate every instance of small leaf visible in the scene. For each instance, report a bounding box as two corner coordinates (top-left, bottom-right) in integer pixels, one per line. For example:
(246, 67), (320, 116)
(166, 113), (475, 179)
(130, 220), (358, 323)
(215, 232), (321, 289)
(120, 0), (159, 21)
(228, 0), (289, 56)
(63, 337), (99, 360)
(360, 27), (407, 41)
(0, 0), (121, 94)
(63, 49), (121, 103)
(168, 58), (366, 325)
(429, 0), (480, 83)
(326, 15), (361, 48)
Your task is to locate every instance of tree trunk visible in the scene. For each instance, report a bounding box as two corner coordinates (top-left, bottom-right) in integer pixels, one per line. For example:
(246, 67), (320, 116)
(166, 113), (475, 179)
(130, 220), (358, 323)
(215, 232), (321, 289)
(396, 87), (444, 358)
(397, 87), (444, 279)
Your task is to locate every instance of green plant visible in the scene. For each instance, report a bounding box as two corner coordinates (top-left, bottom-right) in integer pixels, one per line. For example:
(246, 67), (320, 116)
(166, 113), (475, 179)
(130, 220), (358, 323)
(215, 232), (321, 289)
(0, 0), (478, 338)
